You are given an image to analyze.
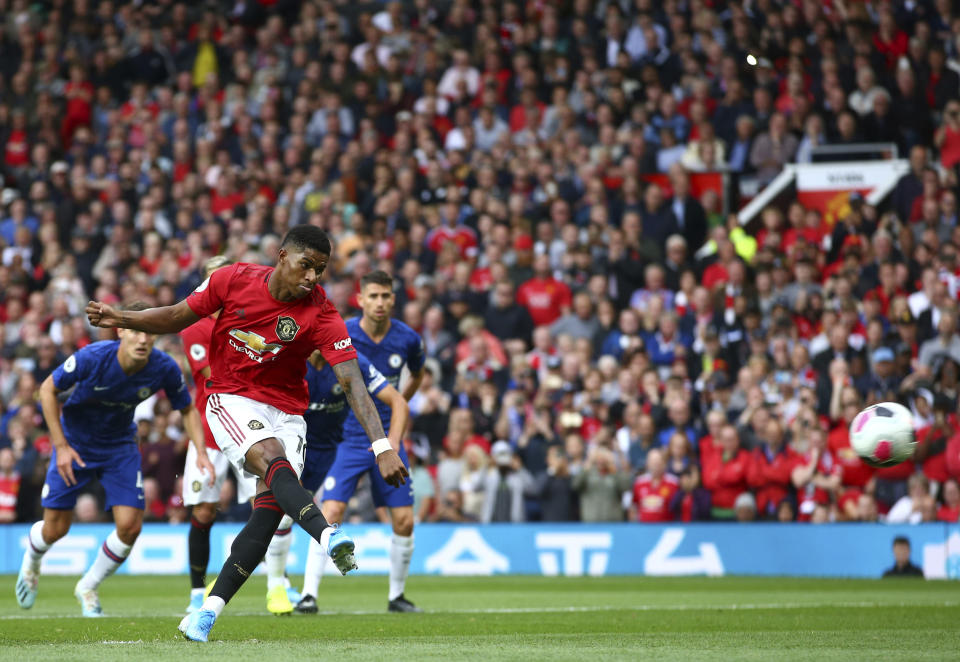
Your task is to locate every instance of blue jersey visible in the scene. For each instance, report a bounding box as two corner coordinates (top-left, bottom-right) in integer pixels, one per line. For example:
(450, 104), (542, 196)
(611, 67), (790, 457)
(304, 352), (389, 450)
(51, 340), (191, 450)
(342, 318), (424, 443)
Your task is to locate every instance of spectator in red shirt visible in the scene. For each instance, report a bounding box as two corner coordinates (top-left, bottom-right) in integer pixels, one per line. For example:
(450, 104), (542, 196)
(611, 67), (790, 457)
(517, 254), (572, 327)
(4, 110), (30, 169)
(0, 447), (19, 523)
(632, 448), (678, 522)
(873, 9), (909, 70)
(792, 426), (841, 522)
(748, 418), (799, 518)
(509, 88), (545, 134)
(937, 478), (960, 522)
(210, 172), (245, 218)
(828, 387), (875, 517)
(914, 396), (954, 485)
(61, 64), (94, 149)
(702, 424), (750, 519)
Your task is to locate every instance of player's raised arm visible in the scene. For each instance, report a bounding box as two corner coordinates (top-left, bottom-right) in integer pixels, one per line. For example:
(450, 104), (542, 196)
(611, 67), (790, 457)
(88, 263), (234, 334)
(86, 299), (201, 335)
(333, 358), (408, 487)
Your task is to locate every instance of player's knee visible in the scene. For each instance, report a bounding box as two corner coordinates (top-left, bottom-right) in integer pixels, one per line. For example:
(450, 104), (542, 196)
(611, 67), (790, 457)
(116, 519), (142, 545)
(43, 518), (71, 543)
(192, 502), (217, 524)
(391, 509), (414, 536)
(245, 438), (286, 476)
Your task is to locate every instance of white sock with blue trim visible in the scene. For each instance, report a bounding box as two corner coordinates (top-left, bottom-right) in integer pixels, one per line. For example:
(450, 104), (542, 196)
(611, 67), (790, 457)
(24, 521), (50, 573)
(77, 530), (131, 591)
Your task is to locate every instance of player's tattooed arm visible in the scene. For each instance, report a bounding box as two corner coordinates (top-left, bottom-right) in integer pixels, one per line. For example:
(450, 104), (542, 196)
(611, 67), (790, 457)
(333, 359), (408, 486)
(333, 359), (387, 441)
(86, 299), (201, 334)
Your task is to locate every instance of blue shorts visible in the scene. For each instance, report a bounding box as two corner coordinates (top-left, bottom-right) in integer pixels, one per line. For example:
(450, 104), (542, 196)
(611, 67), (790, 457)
(322, 440), (413, 508)
(42, 444), (144, 510)
(301, 445), (337, 493)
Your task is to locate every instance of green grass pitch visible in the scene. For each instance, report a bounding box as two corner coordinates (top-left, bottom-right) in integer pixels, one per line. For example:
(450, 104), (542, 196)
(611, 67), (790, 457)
(2, 575), (960, 661)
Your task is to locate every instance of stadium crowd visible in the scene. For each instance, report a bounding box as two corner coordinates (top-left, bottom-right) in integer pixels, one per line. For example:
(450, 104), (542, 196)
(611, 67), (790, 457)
(3, 0), (960, 527)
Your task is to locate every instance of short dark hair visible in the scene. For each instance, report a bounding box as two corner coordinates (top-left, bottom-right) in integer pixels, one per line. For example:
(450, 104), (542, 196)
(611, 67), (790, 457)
(120, 301), (151, 312)
(281, 225), (332, 255)
(893, 536), (910, 547)
(360, 270), (393, 290)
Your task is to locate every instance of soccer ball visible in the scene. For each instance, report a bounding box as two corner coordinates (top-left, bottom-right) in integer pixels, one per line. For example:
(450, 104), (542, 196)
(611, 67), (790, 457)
(849, 402), (916, 468)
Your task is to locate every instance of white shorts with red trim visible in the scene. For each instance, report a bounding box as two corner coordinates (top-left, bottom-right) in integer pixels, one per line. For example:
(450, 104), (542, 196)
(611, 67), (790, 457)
(182, 442), (257, 506)
(206, 393), (307, 481)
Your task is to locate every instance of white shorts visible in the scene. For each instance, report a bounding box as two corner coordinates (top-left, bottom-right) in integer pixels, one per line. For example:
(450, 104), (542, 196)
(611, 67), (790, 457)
(182, 442), (257, 506)
(205, 393), (307, 481)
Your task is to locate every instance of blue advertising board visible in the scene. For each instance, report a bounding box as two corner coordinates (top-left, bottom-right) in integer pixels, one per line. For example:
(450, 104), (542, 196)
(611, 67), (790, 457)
(1, 523), (958, 578)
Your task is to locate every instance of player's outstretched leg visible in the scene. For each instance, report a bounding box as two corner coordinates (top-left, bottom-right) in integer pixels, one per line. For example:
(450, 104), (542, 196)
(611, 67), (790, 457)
(261, 457), (357, 574)
(181, 491), (283, 642)
(296, 536), (327, 613)
(186, 508), (214, 613)
(16, 521), (51, 609)
(75, 528), (134, 617)
(265, 515), (294, 615)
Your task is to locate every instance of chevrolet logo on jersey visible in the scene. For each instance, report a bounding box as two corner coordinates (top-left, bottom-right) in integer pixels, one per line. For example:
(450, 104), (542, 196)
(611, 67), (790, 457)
(228, 329), (283, 363)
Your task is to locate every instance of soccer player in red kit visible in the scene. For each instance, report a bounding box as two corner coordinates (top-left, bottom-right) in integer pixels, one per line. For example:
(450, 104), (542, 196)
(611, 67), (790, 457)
(179, 256), (297, 615)
(178, 256), (253, 614)
(86, 226), (407, 642)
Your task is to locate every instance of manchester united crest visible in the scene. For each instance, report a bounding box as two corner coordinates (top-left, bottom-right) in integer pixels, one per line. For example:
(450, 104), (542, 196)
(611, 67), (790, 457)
(276, 316), (300, 342)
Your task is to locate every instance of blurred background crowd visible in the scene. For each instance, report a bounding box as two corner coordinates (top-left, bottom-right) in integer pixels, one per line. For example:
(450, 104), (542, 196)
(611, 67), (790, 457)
(3, 0), (960, 527)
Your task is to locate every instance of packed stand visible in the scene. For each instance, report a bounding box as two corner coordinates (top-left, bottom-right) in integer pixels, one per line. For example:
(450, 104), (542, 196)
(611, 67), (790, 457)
(2, 0), (960, 526)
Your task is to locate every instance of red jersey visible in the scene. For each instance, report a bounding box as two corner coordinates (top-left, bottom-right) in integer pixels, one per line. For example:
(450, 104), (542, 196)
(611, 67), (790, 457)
(633, 473), (678, 522)
(703, 448), (750, 509)
(702, 448), (750, 509)
(797, 448), (841, 519)
(186, 263), (358, 415)
(937, 504), (960, 522)
(0, 471), (19, 520)
(827, 425), (874, 488)
(425, 225), (478, 259)
(916, 425), (951, 483)
(516, 277), (572, 327)
(179, 315), (219, 451)
(747, 445), (800, 515)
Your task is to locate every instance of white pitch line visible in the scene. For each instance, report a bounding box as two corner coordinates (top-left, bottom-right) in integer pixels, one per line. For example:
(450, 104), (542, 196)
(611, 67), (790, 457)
(3, 601), (959, 620)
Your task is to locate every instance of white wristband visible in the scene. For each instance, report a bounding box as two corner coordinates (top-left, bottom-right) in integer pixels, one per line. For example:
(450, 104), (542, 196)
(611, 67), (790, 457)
(372, 438), (392, 456)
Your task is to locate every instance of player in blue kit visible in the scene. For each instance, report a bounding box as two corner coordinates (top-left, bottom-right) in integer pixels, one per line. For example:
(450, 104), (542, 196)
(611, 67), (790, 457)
(15, 302), (211, 616)
(289, 349), (409, 614)
(323, 270), (426, 612)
